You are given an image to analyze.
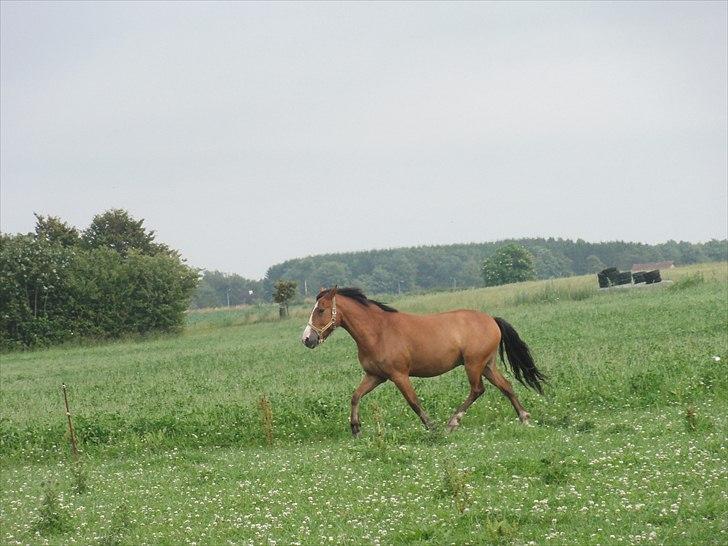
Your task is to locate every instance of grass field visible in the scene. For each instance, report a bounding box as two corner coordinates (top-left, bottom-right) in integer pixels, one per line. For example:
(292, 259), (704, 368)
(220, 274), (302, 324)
(1, 263), (726, 545)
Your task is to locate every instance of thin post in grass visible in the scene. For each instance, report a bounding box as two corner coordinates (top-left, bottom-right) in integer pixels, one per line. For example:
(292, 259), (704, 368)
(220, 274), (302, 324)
(61, 384), (79, 462)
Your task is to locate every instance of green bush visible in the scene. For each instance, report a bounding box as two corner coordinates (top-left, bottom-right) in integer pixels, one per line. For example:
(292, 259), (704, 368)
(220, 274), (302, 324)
(0, 211), (198, 349)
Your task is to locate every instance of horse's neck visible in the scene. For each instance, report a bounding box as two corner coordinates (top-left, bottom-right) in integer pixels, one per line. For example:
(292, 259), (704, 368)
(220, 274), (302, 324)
(339, 300), (384, 355)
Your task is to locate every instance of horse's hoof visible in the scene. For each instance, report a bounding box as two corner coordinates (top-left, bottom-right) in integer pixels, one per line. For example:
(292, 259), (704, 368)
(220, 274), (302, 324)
(427, 424), (444, 436)
(519, 413), (532, 426)
(446, 412), (464, 433)
(351, 423), (361, 437)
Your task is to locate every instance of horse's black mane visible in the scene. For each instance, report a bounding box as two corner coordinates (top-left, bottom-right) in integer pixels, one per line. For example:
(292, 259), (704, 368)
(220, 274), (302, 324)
(317, 287), (398, 313)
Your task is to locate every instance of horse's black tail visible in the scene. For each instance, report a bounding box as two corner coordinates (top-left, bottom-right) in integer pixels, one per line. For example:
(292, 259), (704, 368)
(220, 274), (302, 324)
(493, 317), (547, 394)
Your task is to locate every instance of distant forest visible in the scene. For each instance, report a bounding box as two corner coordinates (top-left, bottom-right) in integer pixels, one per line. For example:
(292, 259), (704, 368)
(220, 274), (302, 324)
(191, 238), (727, 308)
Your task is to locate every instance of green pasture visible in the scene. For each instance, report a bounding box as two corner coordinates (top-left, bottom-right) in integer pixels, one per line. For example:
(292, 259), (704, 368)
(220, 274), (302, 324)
(1, 263), (726, 545)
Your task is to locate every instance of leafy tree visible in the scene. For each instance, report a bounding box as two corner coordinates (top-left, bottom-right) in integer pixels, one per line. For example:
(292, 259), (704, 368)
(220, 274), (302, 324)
(481, 244), (536, 287)
(585, 254), (606, 273)
(82, 209), (171, 256)
(273, 280), (297, 316)
(33, 213), (80, 247)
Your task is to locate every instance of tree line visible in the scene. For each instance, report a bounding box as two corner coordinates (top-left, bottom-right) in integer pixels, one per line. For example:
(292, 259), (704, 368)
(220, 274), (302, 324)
(259, 237), (726, 300)
(1, 210), (198, 349)
(192, 237), (726, 308)
(4, 208), (726, 346)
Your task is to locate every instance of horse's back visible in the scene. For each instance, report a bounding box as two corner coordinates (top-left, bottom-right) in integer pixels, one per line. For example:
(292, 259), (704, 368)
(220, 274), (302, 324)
(387, 309), (501, 376)
(399, 308), (499, 337)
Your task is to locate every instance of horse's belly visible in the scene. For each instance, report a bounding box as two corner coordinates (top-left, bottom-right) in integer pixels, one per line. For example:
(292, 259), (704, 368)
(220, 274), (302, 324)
(408, 351), (463, 377)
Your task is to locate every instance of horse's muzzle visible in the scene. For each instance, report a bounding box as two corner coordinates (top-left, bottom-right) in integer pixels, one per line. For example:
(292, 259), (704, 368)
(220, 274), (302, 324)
(302, 330), (319, 349)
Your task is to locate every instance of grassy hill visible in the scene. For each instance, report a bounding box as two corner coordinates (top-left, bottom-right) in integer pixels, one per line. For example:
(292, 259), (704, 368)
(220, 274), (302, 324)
(1, 263), (726, 544)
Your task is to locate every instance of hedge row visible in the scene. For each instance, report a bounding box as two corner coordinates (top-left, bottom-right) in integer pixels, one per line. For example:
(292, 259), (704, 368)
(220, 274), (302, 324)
(1, 234), (198, 350)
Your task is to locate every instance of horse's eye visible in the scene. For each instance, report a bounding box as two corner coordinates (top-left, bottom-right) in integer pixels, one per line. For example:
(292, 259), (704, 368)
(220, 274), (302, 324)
(317, 308), (325, 314)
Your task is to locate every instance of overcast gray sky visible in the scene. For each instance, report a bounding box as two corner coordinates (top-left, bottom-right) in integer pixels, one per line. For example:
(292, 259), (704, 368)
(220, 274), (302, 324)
(2, 1), (726, 278)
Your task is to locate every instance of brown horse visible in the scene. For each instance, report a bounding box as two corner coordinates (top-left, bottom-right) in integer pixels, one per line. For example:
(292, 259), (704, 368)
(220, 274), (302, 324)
(301, 287), (546, 436)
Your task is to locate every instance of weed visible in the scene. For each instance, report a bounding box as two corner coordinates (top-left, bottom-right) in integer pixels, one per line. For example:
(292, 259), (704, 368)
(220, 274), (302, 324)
(75, 415), (113, 446)
(685, 406), (697, 431)
(576, 419), (595, 433)
(484, 517), (515, 542)
(33, 484), (73, 535)
(369, 402), (390, 453)
(684, 406), (713, 433)
(97, 504), (130, 546)
(539, 457), (568, 484)
(71, 463), (88, 494)
(442, 459), (471, 513)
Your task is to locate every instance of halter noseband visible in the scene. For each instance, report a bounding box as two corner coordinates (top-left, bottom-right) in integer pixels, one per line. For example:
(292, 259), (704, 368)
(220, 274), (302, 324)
(308, 295), (337, 344)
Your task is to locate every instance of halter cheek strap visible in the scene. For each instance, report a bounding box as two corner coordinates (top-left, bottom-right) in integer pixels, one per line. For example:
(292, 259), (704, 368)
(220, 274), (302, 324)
(308, 295), (337, 344)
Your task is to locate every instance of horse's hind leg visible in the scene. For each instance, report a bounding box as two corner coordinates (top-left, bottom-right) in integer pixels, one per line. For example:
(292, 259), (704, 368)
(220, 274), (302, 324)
(483, 359), (531, 424)
(446, 359), (486, 432)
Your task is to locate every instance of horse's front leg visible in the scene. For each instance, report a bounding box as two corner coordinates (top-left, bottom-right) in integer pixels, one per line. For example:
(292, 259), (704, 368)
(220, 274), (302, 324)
(350, 373), (386, 437)
(390, 373), (435, 431)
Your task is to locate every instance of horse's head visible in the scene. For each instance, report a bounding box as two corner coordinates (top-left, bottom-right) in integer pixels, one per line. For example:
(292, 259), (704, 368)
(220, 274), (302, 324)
(301, 286), (339, 348)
